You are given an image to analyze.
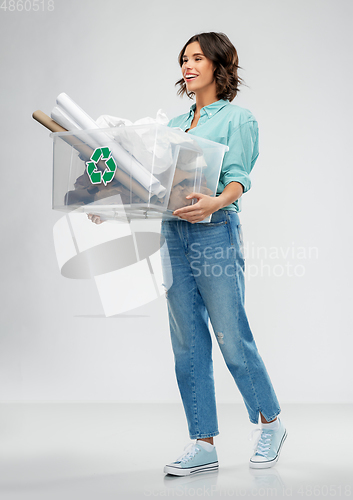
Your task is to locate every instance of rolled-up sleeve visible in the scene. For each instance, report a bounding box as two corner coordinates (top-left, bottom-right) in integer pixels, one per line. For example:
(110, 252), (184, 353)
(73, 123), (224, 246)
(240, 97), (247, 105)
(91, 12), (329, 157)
(220, 120), (259, 194)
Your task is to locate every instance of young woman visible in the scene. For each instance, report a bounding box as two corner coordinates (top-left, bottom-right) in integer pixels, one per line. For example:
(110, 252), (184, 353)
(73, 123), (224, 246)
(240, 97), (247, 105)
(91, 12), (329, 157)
(89, 31), (287, 476)
(160, 32), (287, 476)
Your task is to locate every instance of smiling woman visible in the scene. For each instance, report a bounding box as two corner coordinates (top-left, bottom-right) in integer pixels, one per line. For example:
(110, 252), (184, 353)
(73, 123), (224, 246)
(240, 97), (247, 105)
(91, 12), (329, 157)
(162, 31), (287, 477)
(176, 32), (244, 103)
(86, 30), (287, 476)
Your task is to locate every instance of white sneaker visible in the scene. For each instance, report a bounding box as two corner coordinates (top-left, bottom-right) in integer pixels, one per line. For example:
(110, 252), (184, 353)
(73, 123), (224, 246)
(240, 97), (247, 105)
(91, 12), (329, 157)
(164, 441), (219, 476)
(249, 418), (287, 468)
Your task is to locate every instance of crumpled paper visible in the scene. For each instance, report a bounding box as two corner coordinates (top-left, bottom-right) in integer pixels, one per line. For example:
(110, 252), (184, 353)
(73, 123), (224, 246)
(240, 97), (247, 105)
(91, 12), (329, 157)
(96, 110), (206, 175)
(96, 109), (170, 128)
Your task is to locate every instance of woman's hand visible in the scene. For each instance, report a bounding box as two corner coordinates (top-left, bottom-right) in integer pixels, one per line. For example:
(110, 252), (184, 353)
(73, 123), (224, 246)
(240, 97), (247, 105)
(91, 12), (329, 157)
(172, 192), (221, 223)
(87, 213), (105, 224)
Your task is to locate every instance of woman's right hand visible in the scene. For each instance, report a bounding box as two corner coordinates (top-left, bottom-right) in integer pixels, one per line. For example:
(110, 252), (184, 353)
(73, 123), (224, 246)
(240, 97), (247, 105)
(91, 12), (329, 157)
(87, 213), (105, 224)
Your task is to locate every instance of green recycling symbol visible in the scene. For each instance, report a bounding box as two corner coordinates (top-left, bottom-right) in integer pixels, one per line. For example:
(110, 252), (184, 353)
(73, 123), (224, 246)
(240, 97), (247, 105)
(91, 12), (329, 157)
(85, 147), (117, 186)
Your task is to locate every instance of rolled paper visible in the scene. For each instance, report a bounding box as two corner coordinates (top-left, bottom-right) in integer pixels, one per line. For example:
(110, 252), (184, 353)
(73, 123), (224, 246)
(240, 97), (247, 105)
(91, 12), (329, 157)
(51, 106), (82, 135)
(32, 110), (155, 203)
(56, 92), (102, 131)
(55, 93), (166, 197)
(51, 105), (105, 156)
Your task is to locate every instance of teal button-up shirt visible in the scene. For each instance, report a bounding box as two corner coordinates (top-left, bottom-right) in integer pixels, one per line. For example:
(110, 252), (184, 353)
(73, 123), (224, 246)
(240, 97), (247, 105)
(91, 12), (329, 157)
(167, 99), (259, 212)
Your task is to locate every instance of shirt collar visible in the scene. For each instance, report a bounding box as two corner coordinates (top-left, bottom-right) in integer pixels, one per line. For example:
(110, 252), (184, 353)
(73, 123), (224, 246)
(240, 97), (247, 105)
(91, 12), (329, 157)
(188, 99), (229, 118)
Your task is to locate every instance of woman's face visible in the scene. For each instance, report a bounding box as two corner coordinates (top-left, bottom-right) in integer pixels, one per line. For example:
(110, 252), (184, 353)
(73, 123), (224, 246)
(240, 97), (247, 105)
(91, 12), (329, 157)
(181, 41), (216, 96)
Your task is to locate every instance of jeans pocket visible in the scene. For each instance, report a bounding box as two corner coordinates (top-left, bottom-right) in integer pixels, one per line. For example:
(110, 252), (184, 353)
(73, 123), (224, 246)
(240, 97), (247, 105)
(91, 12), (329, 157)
(199, 220), (228, 227)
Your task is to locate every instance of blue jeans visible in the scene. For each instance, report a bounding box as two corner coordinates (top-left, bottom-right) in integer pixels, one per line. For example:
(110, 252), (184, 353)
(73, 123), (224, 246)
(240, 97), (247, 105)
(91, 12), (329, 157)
(160, 209), (281, 439)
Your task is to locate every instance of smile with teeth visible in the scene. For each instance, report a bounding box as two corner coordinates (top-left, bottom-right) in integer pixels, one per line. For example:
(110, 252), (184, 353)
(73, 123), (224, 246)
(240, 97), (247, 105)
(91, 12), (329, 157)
(185, 74), (198, 80)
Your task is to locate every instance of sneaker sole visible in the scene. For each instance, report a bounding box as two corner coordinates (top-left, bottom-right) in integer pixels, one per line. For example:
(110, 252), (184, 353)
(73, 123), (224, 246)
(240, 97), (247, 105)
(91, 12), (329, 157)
(249, 429), (287, 469)
(164, 461), (219, 476)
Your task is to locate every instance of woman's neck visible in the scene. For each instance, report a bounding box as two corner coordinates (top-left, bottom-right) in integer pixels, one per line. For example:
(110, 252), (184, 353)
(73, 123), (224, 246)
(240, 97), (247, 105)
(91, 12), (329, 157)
(194, 88), (219, 115)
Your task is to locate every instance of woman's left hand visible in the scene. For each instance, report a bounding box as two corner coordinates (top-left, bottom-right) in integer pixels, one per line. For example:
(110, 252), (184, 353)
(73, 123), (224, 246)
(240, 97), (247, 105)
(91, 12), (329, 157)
(172, 192), (221, 223)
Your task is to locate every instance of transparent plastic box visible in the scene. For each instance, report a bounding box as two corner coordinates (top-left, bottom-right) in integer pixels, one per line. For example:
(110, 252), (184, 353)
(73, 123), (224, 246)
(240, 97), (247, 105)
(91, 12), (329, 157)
(51, 123), (229, 223)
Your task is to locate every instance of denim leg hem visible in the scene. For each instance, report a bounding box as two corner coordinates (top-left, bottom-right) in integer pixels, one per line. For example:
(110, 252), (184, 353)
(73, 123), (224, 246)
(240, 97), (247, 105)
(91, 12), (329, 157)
(251, 408), (282, 425)
(189, 431), (220, 439)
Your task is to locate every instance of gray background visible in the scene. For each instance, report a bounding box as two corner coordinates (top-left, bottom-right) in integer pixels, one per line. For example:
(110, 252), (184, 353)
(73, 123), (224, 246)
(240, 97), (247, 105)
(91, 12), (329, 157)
(0, 0), (352, 403)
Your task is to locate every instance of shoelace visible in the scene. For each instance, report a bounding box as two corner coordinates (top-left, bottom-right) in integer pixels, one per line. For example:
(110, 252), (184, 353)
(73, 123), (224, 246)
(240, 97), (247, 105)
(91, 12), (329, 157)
(249, 429), (272, 457)
(175, 442), (200, 463)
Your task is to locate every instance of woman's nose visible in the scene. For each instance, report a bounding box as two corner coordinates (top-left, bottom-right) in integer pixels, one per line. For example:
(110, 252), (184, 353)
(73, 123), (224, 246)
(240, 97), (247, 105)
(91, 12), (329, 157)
(183, 62), (193, 73)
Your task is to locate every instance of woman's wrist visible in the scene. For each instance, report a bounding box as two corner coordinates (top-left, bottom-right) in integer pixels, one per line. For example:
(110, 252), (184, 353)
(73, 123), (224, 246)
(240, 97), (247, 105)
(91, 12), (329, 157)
(215, 182), (243, 210)
(213, 195), (224, 211)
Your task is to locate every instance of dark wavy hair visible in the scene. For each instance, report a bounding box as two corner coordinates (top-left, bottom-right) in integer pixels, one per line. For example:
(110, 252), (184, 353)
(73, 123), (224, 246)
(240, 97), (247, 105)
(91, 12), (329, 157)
(175, 32), (246, 102)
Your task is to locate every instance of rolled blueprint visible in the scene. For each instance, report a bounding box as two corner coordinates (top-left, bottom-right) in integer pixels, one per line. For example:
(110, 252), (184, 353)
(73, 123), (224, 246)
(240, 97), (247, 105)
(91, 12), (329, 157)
(32, 110), (157, 203)
(51, 106), (82, 135)
(54, 93), (166, 198)
(56, 92), (103, 131)
(51, 106), (103, 153)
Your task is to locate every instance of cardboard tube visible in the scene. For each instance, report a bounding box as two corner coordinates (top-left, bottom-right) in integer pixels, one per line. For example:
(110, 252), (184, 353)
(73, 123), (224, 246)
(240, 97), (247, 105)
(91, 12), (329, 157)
(32, 110), (156, 203)
(33, 110), (67, 133)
